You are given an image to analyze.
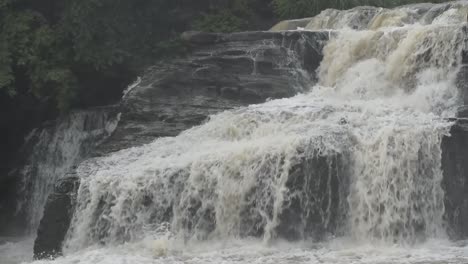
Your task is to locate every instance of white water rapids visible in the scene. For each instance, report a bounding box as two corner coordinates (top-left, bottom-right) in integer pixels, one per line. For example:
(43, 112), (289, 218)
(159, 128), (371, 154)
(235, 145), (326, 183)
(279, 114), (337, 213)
(4, 1), (468, 264)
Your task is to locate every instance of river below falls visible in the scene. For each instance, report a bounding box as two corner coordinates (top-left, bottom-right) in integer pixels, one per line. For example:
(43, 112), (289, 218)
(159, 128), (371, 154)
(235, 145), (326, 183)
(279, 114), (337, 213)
(3, 237), (468, 264)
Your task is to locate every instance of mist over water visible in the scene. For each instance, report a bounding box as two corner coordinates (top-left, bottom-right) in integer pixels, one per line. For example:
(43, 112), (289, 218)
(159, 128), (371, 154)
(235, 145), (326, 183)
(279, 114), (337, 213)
(5, 1), (468, 264)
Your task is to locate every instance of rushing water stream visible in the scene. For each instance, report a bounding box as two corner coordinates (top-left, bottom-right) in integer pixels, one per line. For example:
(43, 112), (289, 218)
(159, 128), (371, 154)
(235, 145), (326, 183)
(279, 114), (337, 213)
(4, 1), (468, 264)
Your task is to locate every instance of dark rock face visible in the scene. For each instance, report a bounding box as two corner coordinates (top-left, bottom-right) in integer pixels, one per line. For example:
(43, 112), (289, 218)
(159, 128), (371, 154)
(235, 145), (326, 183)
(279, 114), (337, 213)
(443, 34), (468, 240)
(34, 176), (79, 259)
(458, 65), (468, 105)
(277, 152), (349, 241)
(442, 122), (468, 240)
(27, 109), (119, 257)
(33, 30), (329, 259)
(98, 31), (329, 153)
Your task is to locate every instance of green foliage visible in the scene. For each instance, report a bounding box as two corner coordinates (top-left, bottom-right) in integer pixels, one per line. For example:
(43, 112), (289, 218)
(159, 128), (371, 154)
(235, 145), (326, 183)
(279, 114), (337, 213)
(194, 10), (246, 33)
(194, 0), (270, 32)
(272, 0), (450, 19)
(272, 0), (318, 19)
(0, 0), (189, 110)
(153, 38), (190, 60)
(0, 3), (74, 106)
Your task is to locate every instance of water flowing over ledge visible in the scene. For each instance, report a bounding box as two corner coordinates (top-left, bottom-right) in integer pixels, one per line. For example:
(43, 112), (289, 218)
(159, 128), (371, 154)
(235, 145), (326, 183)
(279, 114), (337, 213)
(271, 1), (468, 31)
(32, 30), (330, 259)
(6, 1), (468, 264)
(67, 6), (463, 252)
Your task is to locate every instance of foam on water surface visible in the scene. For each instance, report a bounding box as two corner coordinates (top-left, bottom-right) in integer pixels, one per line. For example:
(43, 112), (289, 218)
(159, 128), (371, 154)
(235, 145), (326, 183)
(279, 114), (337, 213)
(25, 238), (468, 264)
(0, 237), (34, 264)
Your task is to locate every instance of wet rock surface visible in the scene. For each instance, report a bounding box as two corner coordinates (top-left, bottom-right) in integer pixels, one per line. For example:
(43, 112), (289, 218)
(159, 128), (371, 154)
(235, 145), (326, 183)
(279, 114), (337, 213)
(97, 30), (329, 154)
(277, 153), (349, 241)
(33, 176), (80, 260)
(0, 107), (119, 236)
(443, 33), (468, 240)
(442, 116), (468, 240)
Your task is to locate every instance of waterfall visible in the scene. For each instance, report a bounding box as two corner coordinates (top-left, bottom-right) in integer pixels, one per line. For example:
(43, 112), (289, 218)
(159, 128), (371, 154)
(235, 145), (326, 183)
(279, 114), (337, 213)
(5, 2), (468, 264)
(319, 23), (463, 243)
(305, 2), (468, 31)
(15, 108), (119, 234)
(61, 7), (466, 254)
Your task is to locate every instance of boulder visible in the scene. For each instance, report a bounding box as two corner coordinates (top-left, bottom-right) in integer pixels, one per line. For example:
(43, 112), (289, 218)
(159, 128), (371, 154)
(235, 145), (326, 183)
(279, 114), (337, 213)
(34, 176), (79, 259)
(443, 27), (468, 239)
(442, 120), (468, 240)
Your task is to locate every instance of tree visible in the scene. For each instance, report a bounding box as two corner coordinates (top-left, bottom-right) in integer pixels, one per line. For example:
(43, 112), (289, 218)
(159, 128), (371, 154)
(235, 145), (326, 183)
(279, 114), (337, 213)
(0, 0), (192, 110)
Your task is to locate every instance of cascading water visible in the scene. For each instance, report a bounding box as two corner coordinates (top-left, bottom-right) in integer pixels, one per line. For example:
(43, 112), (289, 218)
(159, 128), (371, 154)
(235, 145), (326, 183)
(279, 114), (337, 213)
(0, 108), (119, 264)
(17, 109), (120, 234)
(320, 24), (463, 243)
(66, 8), (463, 248)
(9, 1), (468, 264)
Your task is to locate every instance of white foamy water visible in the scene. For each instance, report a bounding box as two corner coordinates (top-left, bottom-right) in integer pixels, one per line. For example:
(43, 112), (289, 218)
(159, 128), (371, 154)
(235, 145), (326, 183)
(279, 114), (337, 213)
(17, 110), (119, 234)
(305, 1), (468, 31)
(22, 238), (468, 264)
(4, 2), (468, 264)
(64, 21), (463, 250)
(0, 237), (34, 264)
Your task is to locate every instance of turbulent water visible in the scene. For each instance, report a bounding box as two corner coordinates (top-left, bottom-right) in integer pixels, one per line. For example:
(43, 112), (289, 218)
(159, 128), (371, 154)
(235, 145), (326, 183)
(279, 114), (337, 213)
(4, 1), (468, 264)
(0, 109), (119, 264)
(18, 110), (119, 233)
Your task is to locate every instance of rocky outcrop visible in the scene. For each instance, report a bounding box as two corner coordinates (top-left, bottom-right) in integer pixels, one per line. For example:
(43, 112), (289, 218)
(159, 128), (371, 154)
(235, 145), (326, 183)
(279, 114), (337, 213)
(33, 30), (329, 259)
(442, 120), (468, 240)
(270, 18), (314, 31)
(277, 153), (349, 241)
(98, 30), (329, 153)
(34, 176), (80, 259)
(442, 29), (468, 240)
(27, 107), (119, 260)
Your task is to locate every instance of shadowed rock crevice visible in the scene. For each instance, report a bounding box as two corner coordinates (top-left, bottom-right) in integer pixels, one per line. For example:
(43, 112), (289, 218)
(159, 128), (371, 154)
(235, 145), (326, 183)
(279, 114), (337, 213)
(443, 32), (468, 240)
(442, 120), (468, 240)
(34, 176), (80, 260)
